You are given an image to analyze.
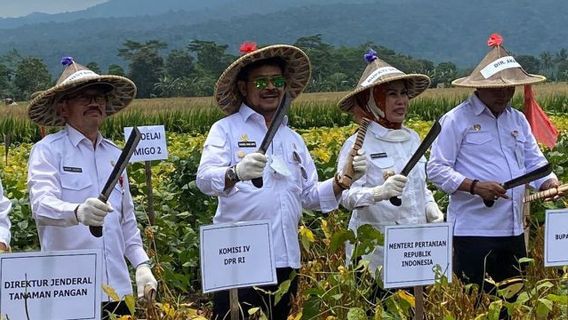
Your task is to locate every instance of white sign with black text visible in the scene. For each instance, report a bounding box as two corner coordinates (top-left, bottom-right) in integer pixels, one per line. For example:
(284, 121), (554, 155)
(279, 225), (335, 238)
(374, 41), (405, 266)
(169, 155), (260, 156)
(383, 223), (452, 288)
(124, 125), (168, 162)
(544, 209), (568, 267)
(200, 220), (277, 293)
(0, 249), (102, 320)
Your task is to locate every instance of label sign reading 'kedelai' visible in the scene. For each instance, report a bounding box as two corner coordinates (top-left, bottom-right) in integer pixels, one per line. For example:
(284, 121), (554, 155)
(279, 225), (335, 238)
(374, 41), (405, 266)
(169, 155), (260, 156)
(0, 249), (102, 320)
(383, 223), (452, 288)
(200, 220), (276, 293)
(544, 209), (568, 267)
(124, 125), (168, 162)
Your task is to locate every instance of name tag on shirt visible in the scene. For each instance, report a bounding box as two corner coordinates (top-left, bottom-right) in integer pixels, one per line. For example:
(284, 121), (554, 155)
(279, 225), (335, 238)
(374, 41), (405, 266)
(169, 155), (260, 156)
(63, 166), (82, 173)
(238, 141), (257, 148)
(370, 152), (387, 159)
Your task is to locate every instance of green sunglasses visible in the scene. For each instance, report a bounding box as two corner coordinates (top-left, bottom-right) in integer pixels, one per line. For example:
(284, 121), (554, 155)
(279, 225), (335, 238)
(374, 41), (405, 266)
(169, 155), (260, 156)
(250, 76), (286, 89)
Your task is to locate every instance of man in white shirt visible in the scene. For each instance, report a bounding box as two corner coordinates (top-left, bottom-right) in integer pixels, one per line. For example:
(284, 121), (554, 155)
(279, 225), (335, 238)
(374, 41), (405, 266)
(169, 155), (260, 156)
(27, 57), (157, 319)
(427, 34), (559, 300)
(0, 181), (11, 253)
(197, 42), (366, 320)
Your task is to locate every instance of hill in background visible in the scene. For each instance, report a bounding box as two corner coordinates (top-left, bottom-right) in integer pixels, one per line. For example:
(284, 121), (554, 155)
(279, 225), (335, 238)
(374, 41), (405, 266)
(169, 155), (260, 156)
(0, 0), (565, 74)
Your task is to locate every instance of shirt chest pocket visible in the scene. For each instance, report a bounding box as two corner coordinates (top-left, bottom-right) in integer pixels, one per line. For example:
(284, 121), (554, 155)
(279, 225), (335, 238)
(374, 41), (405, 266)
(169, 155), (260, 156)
(231, 140), (258, 165)
(60, 172), (93, 201)
(367, 155), (395, 186)
(282, 144), (307, 191)
(463, 131), (492, 145)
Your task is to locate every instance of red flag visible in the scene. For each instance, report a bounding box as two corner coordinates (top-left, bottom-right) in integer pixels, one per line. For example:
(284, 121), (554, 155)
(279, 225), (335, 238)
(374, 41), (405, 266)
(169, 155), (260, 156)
(523, 85), (558, 149)
(39, 126), (46, 138)
(39, 126), (45, 139)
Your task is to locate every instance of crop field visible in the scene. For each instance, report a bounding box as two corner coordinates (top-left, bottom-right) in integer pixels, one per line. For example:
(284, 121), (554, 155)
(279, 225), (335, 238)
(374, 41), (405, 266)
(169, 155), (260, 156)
(1, 83), (568, 319)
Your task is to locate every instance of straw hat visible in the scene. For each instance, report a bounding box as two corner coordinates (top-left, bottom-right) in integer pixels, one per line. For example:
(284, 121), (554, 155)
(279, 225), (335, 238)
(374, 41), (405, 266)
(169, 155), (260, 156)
(338, 49), (431, 112)
(214, 42), (311, 114)
(452, 33), (546, 88)
(28, 57), (137, 126)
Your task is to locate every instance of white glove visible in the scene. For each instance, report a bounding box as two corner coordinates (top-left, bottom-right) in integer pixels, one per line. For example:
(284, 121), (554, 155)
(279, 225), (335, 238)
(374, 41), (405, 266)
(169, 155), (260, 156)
(76, 198), (112, 226)
(426, 202), (444, 223)
(136, 263), (158, 298)
(372, 174), (408, 202)
(351, 149), (367, 182)
(235, 152), (268, 181)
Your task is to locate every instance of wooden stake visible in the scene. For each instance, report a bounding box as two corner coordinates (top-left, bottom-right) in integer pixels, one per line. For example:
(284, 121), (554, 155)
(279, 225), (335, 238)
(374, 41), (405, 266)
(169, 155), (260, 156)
(414, 286), (424, 320)
(144, 161), (156, 226)
(230, 288), (240, 320)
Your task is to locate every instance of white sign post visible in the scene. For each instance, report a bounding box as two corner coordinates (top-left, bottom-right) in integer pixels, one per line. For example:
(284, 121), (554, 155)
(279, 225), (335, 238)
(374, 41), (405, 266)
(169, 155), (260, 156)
(383, 223), (452, 288)
(0, 249), (102, 320)
(124, 125), (168, 163)
(124, 125), (169, 226)
(200, 220), (277, 293)
(544, 209), (568, 267)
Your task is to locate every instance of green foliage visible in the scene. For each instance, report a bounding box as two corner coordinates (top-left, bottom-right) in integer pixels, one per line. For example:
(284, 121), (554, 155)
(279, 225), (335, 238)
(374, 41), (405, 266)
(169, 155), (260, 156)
(13, 57), (51, 100)
(0, 63), (11, 97)
(107, 64), (126, 76)
(118, 40), (168, 98)
(86, 62), (102, 74)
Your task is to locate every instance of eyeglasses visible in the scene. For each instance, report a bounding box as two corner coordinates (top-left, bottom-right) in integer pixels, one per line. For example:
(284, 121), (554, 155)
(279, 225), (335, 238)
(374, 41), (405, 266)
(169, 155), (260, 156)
(250, 76), (286, 90)
(66, 92), (107, 105)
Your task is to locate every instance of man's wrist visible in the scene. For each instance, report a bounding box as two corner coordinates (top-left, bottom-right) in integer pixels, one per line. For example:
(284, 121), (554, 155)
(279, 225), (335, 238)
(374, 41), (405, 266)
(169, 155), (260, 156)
(226, 165), (240, 183)
(470, 179), (479, 195)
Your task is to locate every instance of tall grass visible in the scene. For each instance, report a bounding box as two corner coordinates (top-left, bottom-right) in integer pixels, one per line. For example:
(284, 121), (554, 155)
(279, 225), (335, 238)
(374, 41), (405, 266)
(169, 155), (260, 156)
(1, 83), (567, 143)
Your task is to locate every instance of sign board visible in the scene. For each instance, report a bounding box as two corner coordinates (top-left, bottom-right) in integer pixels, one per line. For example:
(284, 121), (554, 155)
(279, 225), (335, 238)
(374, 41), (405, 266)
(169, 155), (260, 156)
(383, 223), (452, 288)
(0, 249), (102, 320)
(124, 125), (168, 162)
(200, 220), (276, 293)
(544, 209), (568, 267)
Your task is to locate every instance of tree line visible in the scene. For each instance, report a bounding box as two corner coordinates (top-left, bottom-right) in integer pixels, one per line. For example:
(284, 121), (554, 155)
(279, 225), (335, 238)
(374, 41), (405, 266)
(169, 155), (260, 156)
(2, 34), (568, 100)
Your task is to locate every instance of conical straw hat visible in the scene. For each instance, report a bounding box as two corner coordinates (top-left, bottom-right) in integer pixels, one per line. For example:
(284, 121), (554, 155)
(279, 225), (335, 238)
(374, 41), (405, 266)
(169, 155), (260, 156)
(452, 33), (546, 88)
(338, 49), (430, 112)
(214, 42), (311, 114)
(28, 56), (137, 126)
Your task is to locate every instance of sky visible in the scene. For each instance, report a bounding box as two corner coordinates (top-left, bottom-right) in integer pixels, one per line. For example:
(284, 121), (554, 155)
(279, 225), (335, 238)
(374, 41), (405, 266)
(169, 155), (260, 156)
(0, 0), (109, 18)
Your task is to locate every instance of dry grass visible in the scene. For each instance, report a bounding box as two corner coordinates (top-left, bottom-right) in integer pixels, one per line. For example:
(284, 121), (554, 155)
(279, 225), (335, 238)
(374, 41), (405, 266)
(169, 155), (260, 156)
(5, 82), (567, 113)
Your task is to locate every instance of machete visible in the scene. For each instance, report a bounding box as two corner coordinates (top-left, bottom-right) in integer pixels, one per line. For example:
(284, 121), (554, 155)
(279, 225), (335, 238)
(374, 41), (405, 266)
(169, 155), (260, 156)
(90, 127), (142, 237)
(251, 91), (293, 188)
(389, 121), (441, 206)
(483, 163), (552, 207)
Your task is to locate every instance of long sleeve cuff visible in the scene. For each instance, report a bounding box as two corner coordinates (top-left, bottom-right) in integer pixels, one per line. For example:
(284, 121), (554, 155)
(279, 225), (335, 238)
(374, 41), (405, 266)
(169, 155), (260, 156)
(35, 202), (81, 227)
(442, 173), (466, 194)
(533, 172), (558, 191)
(318, 178), (340, 213)
(196, 167), (229, 195)
(341, 187), (376, 210)
(126, 247), (150, 269)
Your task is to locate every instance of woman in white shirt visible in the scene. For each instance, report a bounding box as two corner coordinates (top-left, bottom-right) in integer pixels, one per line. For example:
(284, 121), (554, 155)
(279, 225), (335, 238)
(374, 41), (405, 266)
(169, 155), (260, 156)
(337, 49), (444, 287)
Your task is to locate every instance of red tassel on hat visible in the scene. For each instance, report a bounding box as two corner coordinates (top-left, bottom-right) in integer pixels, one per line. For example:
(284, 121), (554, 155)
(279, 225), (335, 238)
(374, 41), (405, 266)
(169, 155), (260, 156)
(239, 41), (257, 55)
(487, 33), (503, 47)
(523, 85), (558, 149)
